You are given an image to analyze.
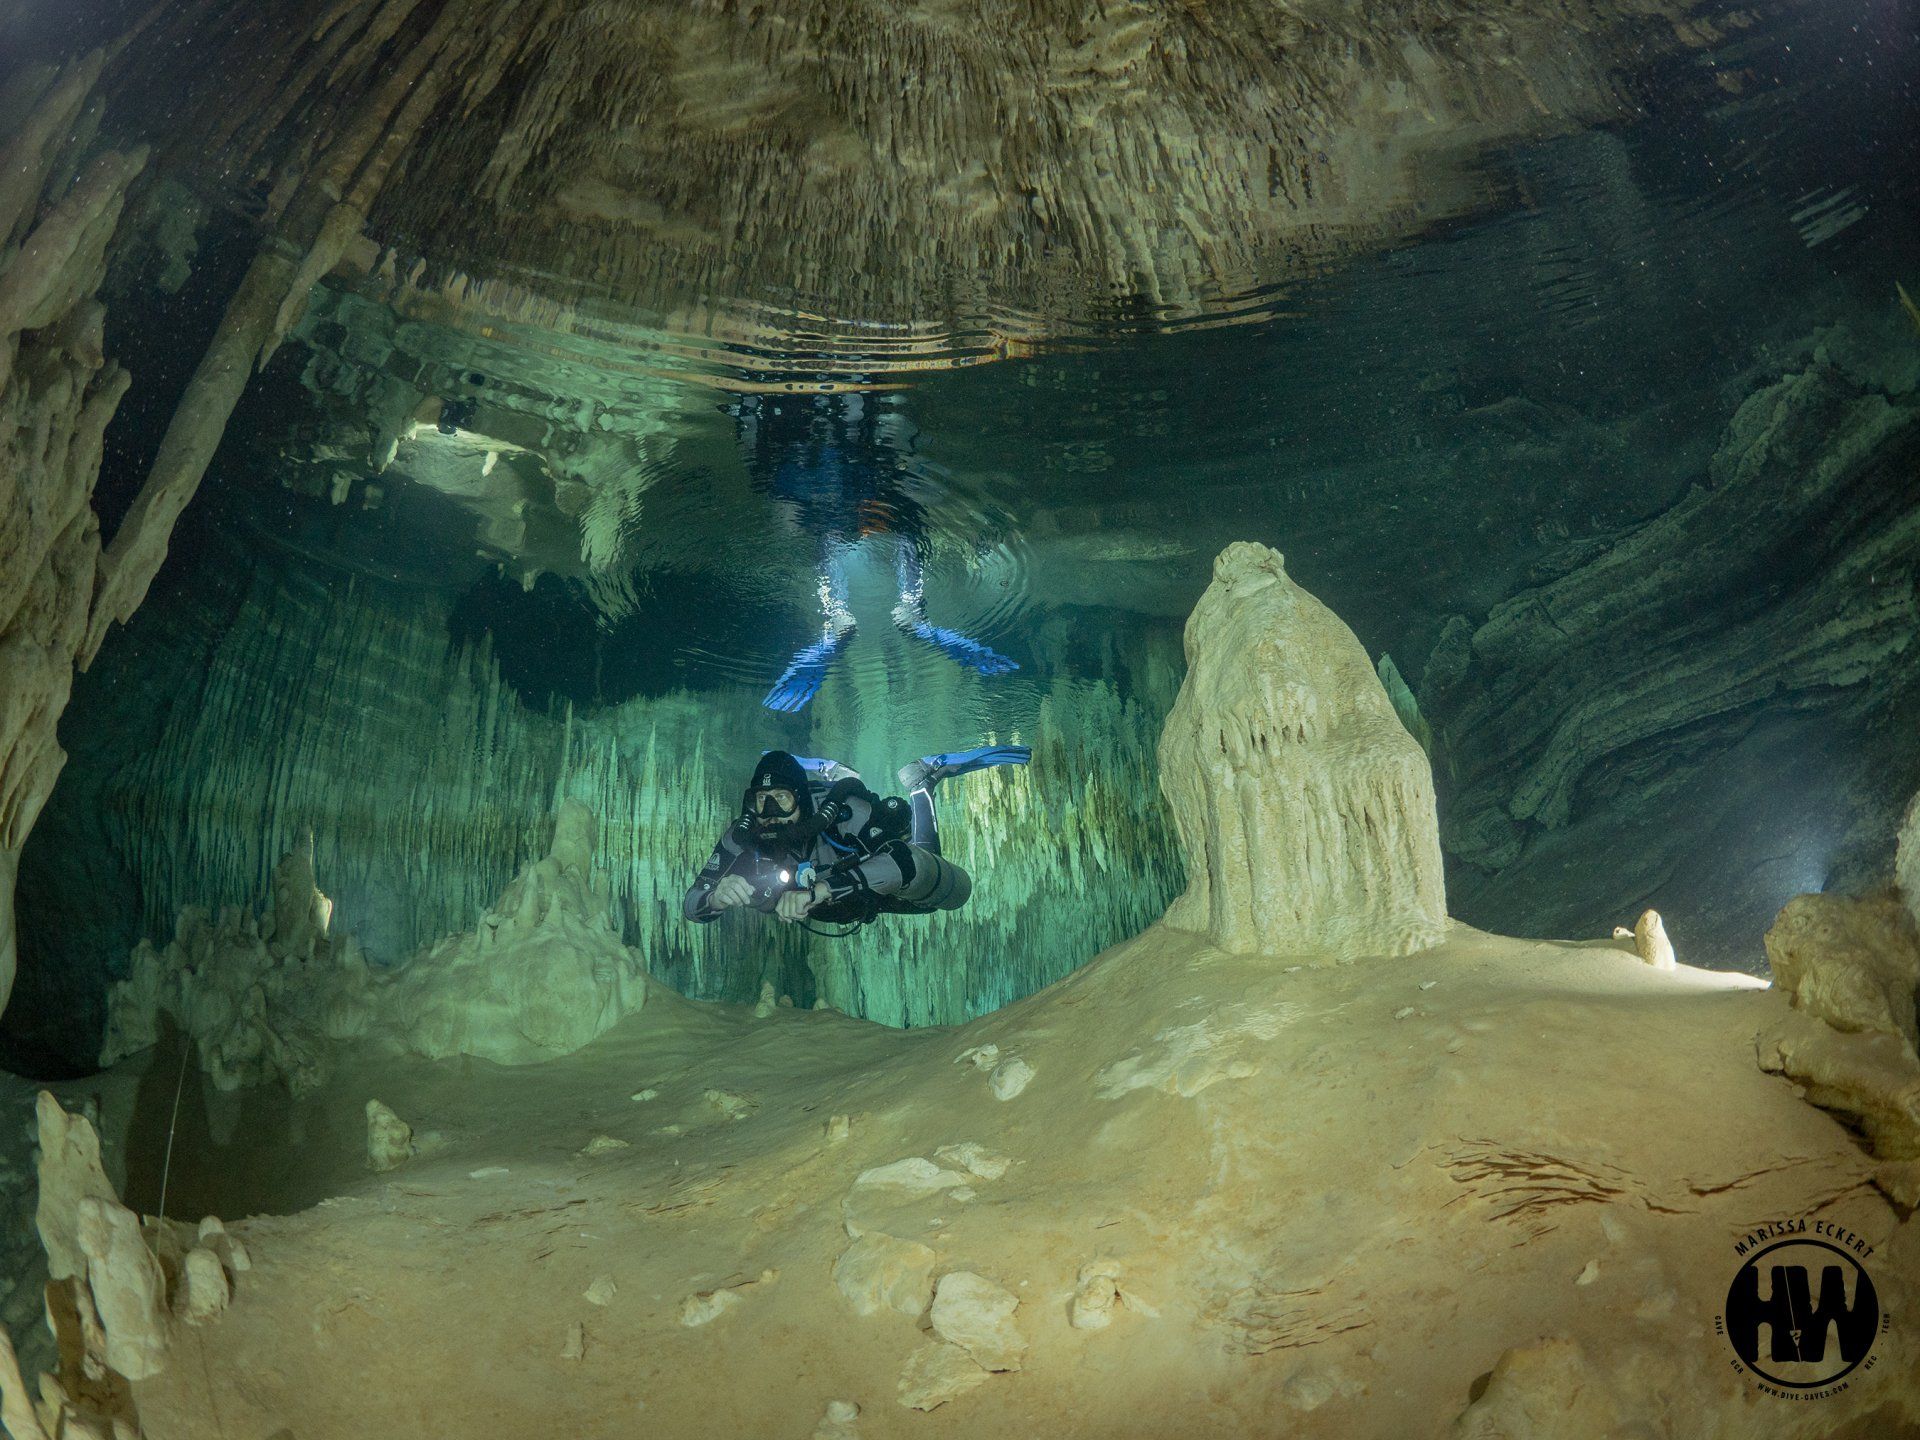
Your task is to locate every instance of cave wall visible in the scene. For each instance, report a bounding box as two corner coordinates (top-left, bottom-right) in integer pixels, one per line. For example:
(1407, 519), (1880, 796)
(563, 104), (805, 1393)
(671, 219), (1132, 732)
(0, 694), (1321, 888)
(0, 54), (150, 1021)
(1428, 310), (1920, 965)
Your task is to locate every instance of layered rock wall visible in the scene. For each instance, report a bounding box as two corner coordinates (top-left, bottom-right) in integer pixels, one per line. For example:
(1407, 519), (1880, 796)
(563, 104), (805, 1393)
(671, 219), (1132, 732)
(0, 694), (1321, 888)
(1157, 541), (1446, 959)
(1431, 320), (1920, 961)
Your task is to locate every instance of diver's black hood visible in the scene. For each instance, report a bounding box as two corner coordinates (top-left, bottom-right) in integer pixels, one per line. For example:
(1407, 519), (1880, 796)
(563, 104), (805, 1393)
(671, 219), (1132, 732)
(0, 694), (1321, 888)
(744, 750), (813, 827)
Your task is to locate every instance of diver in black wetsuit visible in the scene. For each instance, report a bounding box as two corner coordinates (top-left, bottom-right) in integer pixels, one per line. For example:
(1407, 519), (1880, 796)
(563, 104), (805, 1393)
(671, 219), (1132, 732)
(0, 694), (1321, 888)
(730, 390), (1018, 713)
(683, 746), (1030, 929)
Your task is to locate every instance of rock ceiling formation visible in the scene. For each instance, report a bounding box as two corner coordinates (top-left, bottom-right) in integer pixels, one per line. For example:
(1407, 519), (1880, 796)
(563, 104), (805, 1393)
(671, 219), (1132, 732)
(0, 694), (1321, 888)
(82, 0), (1715, 361)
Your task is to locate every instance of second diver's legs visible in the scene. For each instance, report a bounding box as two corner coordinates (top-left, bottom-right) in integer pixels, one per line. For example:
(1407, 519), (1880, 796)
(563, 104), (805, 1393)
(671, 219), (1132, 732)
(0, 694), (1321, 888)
(764, 539), (857, 712)
(890, 538), (1018, 677)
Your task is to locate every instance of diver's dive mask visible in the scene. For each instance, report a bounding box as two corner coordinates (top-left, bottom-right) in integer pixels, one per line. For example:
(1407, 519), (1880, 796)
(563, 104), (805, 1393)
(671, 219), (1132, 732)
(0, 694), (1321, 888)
(750, 787), (799, 822)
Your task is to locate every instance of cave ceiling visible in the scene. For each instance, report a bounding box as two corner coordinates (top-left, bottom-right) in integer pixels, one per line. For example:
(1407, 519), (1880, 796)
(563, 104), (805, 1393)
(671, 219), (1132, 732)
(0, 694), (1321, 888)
(82, 0), (1723, 373)
(37, 0), (1778, 618)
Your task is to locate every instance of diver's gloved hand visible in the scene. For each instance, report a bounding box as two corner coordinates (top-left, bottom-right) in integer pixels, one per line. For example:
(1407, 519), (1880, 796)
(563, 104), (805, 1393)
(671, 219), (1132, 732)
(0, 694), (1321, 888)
(763, 628), (854, 713)
(896, 617), (1019, 676)
(710, 875), (754, 911)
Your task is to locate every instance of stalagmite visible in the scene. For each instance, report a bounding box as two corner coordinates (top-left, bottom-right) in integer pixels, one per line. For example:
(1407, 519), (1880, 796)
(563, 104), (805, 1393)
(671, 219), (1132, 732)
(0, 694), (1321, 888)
(1157, 542), (1447, 960)
(1632, 909), (1675, 970)
(365, 1100), (414, 1172)
(390, 800), (648, 1064)
(102, 802), (651, 1081)
(32, 1091), (116, 1284)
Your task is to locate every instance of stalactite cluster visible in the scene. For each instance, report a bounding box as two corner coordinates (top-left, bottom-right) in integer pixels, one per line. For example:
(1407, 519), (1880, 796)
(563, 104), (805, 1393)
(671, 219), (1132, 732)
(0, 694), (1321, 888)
(54, 554), (1185, 1042)
(83, 0), (1708, 352)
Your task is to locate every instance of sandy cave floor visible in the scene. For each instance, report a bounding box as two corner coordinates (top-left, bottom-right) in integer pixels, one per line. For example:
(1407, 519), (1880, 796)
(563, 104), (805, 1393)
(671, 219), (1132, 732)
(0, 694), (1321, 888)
(62, 922), (1920, 1438)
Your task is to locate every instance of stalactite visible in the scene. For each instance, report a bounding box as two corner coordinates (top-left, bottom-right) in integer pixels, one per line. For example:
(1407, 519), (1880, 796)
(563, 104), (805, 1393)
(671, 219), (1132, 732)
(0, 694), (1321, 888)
(78, 0), (1695, 354)
(64, 552), (1186, 1030)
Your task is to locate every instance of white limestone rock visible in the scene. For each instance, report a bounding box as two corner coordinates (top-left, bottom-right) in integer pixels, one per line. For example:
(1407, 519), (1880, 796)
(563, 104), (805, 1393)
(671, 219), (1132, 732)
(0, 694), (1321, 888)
(704, 1089), (756, 1121)
(680, 1283), (754, 1327)
(33, 1092), (117, 1283)
(1632, 909), (1676, 970)
(1095, 1004), (1288, 1098)
(583, 1275), (616, 1307)
(1156, 542), (1447, 960)
(833, 1233), (937, 1318)
(932, 1142), (1011, 1181)
(176, 1246), (230, 1322)
(365, 1099), (414, 1172)
(1071, 1259), (1123, 1329)
(196, 1215), (249, 1272)
(929, 1271), (1026, 1372)
(75, 1197), (167, 1381)
(896, 1341), (991, 1411)
(853, 1158), (967, 1195)
(988, 1058), (1034, 1101)
(813, 1398), (861, 1440)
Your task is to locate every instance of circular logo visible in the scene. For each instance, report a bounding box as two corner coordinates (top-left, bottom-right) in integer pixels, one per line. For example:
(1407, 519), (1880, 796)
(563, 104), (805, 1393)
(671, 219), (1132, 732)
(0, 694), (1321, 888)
(1723, 1238), (1880, 1388)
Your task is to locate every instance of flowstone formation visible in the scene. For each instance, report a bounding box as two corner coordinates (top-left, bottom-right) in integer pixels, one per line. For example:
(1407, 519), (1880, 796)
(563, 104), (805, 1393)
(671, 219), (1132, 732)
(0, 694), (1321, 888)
(100, 801), (649, 1091)
(1157, 541), (1446, 960)
(1429, 318), (1920, 958)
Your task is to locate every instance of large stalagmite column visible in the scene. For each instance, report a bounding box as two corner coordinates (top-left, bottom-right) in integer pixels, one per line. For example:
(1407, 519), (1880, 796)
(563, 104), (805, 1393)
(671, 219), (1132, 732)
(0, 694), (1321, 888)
(1158, 542), (1447, 960)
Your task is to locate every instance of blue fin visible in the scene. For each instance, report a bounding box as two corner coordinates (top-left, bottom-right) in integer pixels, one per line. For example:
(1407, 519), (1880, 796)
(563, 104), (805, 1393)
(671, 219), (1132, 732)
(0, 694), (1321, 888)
(762, 627), (853, 713)
(898, 744), (1031, 793)
(898, 618), (1019, 676)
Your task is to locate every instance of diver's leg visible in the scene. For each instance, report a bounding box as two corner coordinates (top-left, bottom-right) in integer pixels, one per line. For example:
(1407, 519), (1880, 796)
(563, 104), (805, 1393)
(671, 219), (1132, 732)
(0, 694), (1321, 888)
(890, 537), (1019, 677)
(763, 541), (857, 713)
(908, 786), (940, 855)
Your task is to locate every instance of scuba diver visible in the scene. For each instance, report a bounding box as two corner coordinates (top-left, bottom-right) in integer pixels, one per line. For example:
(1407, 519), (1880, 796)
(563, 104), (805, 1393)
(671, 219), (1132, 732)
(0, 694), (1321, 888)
(683, 745), (1031, 930)
(731, 389), (1019, 712)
